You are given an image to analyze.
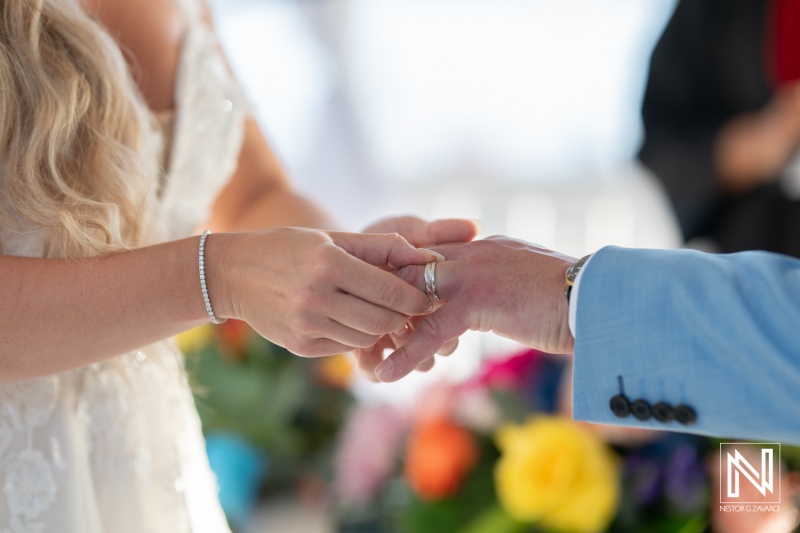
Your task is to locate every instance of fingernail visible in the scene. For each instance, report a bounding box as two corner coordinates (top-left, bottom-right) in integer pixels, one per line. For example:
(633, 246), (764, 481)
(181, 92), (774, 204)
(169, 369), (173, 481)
(424, 300), (436, 313)
(394, 326), (409, 338)
(469, 219), (484, 235)
(375, 360), (393, 381)
(419, 248), (445, 262)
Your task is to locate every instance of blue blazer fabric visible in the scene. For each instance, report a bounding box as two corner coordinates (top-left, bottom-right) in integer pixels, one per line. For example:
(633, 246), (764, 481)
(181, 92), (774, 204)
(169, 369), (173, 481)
(571, 246), (800, 444)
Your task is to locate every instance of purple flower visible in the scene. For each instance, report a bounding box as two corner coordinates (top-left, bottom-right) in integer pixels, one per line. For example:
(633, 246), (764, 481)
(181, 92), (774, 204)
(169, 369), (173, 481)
(624, 454), (663, 505)
(664, 442), (707, 513)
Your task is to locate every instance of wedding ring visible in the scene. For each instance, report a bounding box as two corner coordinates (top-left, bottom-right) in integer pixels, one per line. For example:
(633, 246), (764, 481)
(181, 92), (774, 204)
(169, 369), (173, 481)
(424, 261), (440, 302)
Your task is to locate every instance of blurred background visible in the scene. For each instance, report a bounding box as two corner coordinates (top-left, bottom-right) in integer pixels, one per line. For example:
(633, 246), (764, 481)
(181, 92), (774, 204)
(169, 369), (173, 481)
(207, 0), (683, 404)
(180, 0), (800, 532)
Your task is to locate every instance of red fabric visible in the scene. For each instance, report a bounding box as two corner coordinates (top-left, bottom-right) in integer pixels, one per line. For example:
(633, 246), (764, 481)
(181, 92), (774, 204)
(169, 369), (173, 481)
(771, 0), (800, 85)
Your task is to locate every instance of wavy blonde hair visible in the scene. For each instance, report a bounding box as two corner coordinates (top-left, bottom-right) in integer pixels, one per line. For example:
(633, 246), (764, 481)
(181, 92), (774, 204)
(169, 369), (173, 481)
(0, 0), (157, 258)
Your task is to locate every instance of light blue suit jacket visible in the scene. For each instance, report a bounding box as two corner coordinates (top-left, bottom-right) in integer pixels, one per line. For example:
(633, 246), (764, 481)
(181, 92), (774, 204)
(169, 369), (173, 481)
(572, 246), (800, 444)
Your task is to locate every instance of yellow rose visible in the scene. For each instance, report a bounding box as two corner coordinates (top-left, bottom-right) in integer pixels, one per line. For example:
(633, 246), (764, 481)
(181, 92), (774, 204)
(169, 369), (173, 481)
(176, 324), (214, 355)
(494, 417), (619, 533)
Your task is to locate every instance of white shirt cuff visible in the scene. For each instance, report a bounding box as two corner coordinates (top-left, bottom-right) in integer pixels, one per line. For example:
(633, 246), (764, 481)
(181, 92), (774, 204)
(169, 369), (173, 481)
(568, 253), (595, 338)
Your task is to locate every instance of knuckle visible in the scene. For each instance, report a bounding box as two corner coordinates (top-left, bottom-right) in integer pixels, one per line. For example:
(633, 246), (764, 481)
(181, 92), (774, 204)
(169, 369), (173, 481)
(380, 282), (405, 310)
(305, 340), (328, 357)
(395, 265), (420, 287)
(417, 314), (445, 340)
(285, 337), (306, 356)
(356, 334), (381, 349)
(370, 311), (395, 334)
(387, 314), (408, 333)
(393, 346), (412, 367)
(295, 288), (319, 312)
(384, 232), (404, 244)
(308, 246), (337, 277)
(290, 312), (317, 335)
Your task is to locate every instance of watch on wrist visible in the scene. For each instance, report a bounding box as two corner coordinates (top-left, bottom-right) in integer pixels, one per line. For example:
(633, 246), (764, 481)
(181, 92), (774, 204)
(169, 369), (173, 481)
(565, 254), (593, 302)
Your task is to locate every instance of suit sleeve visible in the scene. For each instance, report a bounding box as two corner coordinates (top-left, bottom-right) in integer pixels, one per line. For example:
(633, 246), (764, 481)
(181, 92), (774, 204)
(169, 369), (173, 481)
(571, 246), (800, 444)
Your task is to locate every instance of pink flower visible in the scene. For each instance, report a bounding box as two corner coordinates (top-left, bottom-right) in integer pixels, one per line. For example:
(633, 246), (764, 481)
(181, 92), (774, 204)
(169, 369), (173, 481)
(334, 404), (407, 506)
(468, 349), (542, 391)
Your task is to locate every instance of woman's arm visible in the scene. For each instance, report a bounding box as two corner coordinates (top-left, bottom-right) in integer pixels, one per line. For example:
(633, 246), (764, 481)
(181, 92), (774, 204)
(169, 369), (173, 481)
(1, 237), (206, 381)
(0, 229), (437, 383)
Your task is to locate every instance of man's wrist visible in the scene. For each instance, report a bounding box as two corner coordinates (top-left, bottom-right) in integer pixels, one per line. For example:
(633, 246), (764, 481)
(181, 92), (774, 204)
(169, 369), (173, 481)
(567, 253), (595, 338)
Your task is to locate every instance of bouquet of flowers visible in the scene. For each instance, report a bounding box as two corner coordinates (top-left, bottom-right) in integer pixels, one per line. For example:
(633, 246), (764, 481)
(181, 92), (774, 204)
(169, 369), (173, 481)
(178, 321), (355, 529)
(333, 349), (800, 533)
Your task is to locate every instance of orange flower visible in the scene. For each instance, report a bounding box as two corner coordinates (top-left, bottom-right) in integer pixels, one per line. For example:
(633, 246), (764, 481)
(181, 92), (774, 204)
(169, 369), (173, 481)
(216, 319), (251, 357)
(317, 354), (354, 389)
(404, 418), (478, 501)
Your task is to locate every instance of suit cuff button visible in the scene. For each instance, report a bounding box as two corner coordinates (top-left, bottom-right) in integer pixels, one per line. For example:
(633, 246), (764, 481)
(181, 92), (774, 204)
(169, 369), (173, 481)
(630, 399), (652, 421)
(674, 404), (697, 426)
(652, 402), (674, 423)
(609, 394), (631, 418)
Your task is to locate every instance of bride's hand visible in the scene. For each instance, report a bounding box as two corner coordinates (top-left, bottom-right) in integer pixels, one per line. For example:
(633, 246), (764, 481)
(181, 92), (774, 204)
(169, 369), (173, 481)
(206, 227), (439, 357)
(355, 216), (479, 380)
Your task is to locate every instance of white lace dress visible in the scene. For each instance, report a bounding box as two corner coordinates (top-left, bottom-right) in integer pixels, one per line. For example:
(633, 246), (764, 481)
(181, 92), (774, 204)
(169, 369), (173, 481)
(0, 0), (246, 531)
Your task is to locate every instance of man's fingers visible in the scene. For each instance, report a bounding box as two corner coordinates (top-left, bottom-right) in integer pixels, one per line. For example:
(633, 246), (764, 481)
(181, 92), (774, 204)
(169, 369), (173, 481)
(375, 304), (466, 382)
(330, 232), (438, 269)
(388, 216), (479, 246)
(362, 216), (479, 247)
(354, 336), (395, 382)
(437, 338), (458, 356)
(390, 321), (412, 345)
(425, 218), (480, 245)
(394, 261), (458, 301)
(415, 357), (435, 372)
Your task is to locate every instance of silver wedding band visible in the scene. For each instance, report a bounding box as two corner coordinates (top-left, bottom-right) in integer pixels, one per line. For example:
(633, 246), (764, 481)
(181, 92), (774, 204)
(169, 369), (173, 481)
(424, 261), (440, 302)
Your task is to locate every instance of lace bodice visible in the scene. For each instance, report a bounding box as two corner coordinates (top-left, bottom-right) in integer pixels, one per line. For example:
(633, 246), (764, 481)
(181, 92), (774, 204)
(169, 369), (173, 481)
(0, 0), (246, 531)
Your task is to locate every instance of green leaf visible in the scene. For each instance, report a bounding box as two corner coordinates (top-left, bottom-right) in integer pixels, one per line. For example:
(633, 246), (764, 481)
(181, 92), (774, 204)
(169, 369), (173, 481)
(458, 504), (527, 533)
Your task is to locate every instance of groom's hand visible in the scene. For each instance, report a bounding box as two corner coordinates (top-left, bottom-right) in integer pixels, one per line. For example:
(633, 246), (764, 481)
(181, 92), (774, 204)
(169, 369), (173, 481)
(355, 216), (479, 380)
(374, 236), (576, 382)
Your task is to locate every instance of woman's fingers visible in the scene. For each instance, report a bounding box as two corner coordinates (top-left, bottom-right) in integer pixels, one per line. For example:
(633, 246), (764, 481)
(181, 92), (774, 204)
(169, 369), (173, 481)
(335, 252), (433, 316)
(330, 231), (439, 269)
(300, 338), (359, 358)
(327, 293), (409, 335)
(319, 319), (381, 350)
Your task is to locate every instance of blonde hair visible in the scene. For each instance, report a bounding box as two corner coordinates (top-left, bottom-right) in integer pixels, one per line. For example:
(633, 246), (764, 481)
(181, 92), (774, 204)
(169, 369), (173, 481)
(0, 0), (157, 258)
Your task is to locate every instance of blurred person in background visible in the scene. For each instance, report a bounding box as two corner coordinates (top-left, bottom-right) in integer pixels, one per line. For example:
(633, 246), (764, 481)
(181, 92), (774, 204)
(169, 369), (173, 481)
(639, 0), (800, 256)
